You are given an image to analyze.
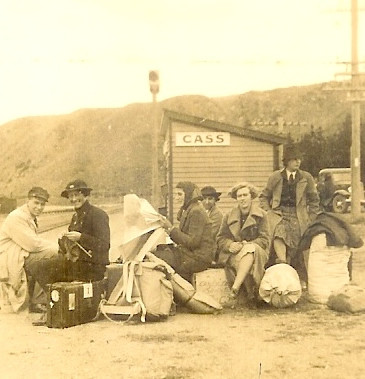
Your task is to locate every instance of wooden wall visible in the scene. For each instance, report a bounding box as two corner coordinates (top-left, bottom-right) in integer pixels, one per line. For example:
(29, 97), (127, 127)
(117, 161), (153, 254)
(166, 121), (276, 223)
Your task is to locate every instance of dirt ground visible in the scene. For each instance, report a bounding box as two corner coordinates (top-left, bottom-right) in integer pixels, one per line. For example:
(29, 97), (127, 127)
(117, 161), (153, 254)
(1, 212), (365, 379)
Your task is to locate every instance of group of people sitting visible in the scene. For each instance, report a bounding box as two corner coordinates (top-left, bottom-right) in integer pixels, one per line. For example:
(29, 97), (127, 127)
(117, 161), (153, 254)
(0, 144), (362, 323)
(156, 144), (362, 307)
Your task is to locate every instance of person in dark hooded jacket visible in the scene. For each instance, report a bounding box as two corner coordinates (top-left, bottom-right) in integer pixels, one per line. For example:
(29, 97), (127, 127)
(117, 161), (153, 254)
(156, 181), (215, 281)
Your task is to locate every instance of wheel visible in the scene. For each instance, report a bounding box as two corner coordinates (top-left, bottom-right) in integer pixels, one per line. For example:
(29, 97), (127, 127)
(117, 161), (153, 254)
(332, 194), (349, 213)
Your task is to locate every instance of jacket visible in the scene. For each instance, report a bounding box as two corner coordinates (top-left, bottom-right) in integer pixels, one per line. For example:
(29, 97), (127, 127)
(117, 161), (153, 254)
(217, 202), (270, 264)
(297, 212), (363, 252)
(260, 168), (320, 236)
(69, 200), (110, 266)
(0, 204), (57, 312)
(207, 204), (224, 239)
(170, 201), (215, 264)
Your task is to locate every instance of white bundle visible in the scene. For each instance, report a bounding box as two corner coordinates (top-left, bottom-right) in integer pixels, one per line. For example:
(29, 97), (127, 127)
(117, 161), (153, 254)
(259, 264), (302, 308)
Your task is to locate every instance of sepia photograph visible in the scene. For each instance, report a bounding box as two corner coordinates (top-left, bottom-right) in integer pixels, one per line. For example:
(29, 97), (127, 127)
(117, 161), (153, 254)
(1, 1), (365, 378)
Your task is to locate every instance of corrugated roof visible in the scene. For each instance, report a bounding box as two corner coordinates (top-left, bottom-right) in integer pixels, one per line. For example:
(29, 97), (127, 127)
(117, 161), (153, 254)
(160, 109), (286, 145)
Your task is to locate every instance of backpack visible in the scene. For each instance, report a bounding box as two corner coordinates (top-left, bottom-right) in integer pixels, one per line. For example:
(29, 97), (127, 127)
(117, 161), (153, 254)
(100, 260), (173, 322)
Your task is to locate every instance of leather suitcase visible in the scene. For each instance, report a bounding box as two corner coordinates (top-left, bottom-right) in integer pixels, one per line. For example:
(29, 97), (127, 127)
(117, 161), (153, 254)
(105, 263), (123, 300)
(46, 280), (105, 328)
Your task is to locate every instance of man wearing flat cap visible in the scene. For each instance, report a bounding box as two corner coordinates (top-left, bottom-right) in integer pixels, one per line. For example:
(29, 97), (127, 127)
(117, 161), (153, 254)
(0, 187), (58, 312)
(260, 144), (319, 266)
(58, 179), (110, 282)
(201, 186), (224, 262)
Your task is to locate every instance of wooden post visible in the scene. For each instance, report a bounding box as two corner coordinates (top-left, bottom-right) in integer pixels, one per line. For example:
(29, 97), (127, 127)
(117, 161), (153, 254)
(350, 0), (362, 221)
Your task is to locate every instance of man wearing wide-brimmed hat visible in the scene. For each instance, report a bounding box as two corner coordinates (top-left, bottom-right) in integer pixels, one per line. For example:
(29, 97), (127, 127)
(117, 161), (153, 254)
(260, 144), (319, 267)
(59, 179), (110, 282)
(0, 187), (58, 313)
(201, 185), (224, 262)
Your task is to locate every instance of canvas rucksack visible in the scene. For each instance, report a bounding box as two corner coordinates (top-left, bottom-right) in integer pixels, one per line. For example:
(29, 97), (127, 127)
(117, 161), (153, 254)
(100, 260), (173, 322)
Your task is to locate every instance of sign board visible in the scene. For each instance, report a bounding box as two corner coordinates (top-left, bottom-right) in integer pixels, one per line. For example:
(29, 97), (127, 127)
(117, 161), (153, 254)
(175, 132), (230, 146)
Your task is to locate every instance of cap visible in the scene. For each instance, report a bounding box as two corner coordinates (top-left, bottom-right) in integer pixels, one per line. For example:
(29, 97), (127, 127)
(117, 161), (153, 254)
(28, 187), (50, 202)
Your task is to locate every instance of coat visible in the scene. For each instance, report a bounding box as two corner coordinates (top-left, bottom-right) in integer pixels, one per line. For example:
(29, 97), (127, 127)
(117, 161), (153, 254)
(260, 169), (319, 237)
(216, 202), (270, 289)
(68, 200), (110, 266)
(207, 204), (224, 239)
(0, 204), (58, 312)
(170, 201), (215, 266)
(217, 203), (270, 264)
(297, 212), (363, 252)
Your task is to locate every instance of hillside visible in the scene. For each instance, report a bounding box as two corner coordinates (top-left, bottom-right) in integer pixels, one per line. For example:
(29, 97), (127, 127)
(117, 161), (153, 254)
(0, 82), (363, 202)
(216, 83), (359, 137)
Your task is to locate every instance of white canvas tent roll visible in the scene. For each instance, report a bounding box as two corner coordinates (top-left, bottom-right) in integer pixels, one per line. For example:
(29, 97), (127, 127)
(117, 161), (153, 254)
(112, 194), (167, 262)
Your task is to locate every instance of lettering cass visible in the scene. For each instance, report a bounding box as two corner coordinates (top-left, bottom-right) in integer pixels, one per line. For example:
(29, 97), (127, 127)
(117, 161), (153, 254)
(175, 132), (230, 146)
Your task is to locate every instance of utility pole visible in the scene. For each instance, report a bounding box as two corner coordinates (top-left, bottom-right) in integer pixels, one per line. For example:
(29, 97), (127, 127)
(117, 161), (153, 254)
(149, 70), (160, 209)
(324, 0), (365, 221)
(350, 0), (362, 220)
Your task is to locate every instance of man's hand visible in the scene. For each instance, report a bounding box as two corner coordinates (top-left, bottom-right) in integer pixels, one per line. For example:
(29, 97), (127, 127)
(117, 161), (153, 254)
(63, 231), (81, 242)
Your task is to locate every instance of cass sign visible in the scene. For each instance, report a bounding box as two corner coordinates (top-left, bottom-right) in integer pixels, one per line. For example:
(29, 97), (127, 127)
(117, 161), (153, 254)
(176, 132), (230, 146)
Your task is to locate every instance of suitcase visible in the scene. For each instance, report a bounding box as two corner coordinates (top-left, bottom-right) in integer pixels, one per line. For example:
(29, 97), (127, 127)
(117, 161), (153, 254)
(46, 280), (106, 328)
(105, 263), (124, 300)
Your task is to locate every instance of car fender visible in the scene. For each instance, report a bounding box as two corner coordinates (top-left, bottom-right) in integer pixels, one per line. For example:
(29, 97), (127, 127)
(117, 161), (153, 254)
(333, 189), (350, 197)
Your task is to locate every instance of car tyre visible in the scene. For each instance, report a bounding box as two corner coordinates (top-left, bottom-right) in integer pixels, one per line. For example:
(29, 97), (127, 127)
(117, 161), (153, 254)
(332, 194), (348, 213)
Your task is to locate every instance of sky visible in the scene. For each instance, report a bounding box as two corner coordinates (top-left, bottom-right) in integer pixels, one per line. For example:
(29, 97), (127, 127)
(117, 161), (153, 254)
(0, 0), (364, 125)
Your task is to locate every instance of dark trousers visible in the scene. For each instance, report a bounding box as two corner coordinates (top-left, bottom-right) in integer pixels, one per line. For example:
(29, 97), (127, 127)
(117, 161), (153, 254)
(24, 253), (106, 291)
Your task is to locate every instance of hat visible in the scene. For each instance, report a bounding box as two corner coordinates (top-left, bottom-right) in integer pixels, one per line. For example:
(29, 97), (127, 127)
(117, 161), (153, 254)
(201, 186), (221, 200)
(28, 187), (50, 202)
(61, 179), (92, 198)
(283, 144), (302, 163)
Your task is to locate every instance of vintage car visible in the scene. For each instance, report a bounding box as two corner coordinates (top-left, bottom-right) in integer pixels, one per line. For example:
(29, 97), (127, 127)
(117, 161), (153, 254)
(317, 168), (365, 213)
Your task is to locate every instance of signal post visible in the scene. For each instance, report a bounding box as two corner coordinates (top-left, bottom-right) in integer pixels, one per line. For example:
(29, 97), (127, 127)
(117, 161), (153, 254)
(149, 70), (160, 209)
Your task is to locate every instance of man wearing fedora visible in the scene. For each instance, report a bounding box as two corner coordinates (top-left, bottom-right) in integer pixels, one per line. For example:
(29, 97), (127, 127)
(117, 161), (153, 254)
(201, 185), (224, 263)
(260, 144), (319, 266)
(0, 187), (59, 313)
(59, 179), (110, 282)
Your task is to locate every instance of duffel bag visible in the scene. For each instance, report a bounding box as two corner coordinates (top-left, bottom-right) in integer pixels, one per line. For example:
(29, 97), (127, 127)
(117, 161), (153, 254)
(259, 264), (302, 308)
(327, 284), (365, 313)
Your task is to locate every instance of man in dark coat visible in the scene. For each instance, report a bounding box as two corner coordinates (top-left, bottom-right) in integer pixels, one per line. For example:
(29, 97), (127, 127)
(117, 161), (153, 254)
(59, 179), (110, 281)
